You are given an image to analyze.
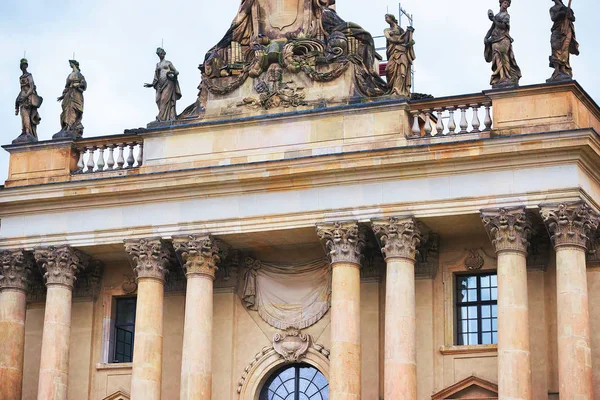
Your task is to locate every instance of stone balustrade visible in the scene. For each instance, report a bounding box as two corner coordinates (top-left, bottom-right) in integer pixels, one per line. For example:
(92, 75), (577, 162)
(73, 135), (143, 174)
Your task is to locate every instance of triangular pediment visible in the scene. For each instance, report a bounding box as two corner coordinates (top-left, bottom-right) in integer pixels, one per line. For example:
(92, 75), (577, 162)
(102, 391), (130, 400)
(432, 375), (498, 399)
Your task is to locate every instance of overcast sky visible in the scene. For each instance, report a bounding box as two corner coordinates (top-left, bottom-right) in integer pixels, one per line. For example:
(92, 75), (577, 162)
(1, 0), (599, 185)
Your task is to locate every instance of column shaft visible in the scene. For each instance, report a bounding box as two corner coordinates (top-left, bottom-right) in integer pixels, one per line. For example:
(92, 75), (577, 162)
(330, 262), (361, 400)
(384, 258), (416, 400)
(0, 289), (27, 399)
(37, 285), (73, 400)
(131, 278), (165, 400)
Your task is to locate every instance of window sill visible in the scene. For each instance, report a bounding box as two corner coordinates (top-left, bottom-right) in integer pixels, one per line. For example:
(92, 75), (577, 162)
(96, 362), (133, 371)
(439, 344), (497, 355)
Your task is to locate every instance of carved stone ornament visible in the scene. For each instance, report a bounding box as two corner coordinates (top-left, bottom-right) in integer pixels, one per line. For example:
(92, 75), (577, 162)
(124, 238), (171, 282)
(416, 232), (440, 279)
(481, 207), (532, 255)
(273, 329), (312, 363)
(316, 221), (366, 266)
(540, 201), (600, 250)
(33, 245), (89, 289)
(121, 275), (138, 294)
(371, 217), (423, 261)
(464, 249), (485, 271)
(0, 249), (34, 291)
(173, 234), (221, 280)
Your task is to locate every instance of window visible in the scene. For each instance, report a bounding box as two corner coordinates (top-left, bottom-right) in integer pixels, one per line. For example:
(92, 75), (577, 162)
(113, 297), (136, 363)
(259, 364), (329, 400)
(456, 274), (498, 346)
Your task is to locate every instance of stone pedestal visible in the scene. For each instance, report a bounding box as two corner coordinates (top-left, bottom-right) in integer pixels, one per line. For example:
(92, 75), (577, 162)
(317, 222), (366, 400)
(124, 238), (171, 400)
(173, 235), (221, 400)
(541, 202), (599, 400)
(482, 208), (533, 400)
(372, 217), (422, 400)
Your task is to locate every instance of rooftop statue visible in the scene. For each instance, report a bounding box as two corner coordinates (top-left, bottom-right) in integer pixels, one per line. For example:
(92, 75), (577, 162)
(54, 60), (87, 139)
(13, 58), (42, 144)
(384, 14), (415, 98)
(145, 47), (182, 122)
(484, 0), (521, 88)
(548, 0), (579, 82)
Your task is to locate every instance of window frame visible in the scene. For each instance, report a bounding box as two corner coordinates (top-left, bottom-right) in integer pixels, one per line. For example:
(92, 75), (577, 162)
(259, 363), (329, 400)
(454, 272), (498, 346)
(112, 297), (137, 363)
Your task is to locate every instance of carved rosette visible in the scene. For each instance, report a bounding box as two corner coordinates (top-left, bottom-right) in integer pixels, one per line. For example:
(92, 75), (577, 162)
(0, 249), (34, 291)
(124, 238), (170, 282)
(172, 234), (221, 280)
(371, 217), (423, 261)
(33, 246), (89, 289)
(481, 207), (532, 255)
(540, 201), (600, 250)
(316, 221), (366, 266)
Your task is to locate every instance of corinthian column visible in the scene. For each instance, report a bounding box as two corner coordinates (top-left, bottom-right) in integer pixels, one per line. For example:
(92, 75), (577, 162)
(173, 234), (220, 400)
(481, 207), (533, 400)
(124, 238), (170, 400)
(540, 201), (599, 400)
(0, 250), (33, 400)
(317, 221), (366, 400)
(34, 246), (88, 400)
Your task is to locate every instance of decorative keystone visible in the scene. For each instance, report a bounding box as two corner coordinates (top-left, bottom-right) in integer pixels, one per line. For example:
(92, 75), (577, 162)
(34, 245), (89, 289)
(316, 221), (367, 266)
(172, 234), (221, 280)
(371, 217), (423, 261)
(540, 201), (600, 250)
(0, 249), (34, 291)
(124, 238), (171, 282)
(481, 207), (532, 255)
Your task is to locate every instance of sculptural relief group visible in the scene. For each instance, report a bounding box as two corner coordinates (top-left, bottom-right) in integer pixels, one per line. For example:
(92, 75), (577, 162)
(12, 0), (580, 144)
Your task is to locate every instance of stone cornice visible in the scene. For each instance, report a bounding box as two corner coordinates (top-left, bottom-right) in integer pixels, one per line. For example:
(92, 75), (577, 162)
(540, 201), (600, 250)
(0, 249), (34, 291)
(371, 217), (423, 262)
(124, 238), (171, 282)
(33, 245), (89, 289)
(316, 221), (367, 266)
(172, 234), (221, 280)
(481, 207), (532, 255)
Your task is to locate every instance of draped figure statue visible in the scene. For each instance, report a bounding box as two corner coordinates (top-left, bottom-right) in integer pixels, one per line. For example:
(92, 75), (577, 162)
(384, 14), (415, 98)
(54, 60), (86, 139)
(14, 58), (42, 143)
(145, 48), (182, 122)
(548, 0), (579, 82)
(484, 0), (521, 88)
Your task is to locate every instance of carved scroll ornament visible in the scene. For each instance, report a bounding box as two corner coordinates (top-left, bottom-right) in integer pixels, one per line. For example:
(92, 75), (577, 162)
(0, 249), (34, 291)
(124, 238), (171, 281)
(316, 221), (367, 266)
(481, 207), (532, 255)
(33, 245), (89, 288)
(372, 217), (423, 261)
(173, 234), (221, 280)
(540, 201), (600, 250)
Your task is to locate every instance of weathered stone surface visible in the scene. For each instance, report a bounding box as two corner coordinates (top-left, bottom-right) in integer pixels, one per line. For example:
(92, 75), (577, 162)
(481, 207), (532, 254)
(34, 245), (88, 289)
(540, 201), (600, 250)
(372, 216), (422, 261)
(0, 249), (33, 291)
(173, 234), (220, 280)
(124, 238), (171, 281)
(316, 221), (366, 266)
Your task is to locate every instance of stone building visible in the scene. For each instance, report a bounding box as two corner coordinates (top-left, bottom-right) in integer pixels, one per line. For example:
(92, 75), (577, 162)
(1, 2), (600, 400)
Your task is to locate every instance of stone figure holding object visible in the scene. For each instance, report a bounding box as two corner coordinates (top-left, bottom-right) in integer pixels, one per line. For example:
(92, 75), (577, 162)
(14, 58), (42, 144)
(384, 14), (415, 98)
(54, 60), (87, 139)
(548, 0), (579, 82)
(484, 0), (522, 88)
(144, 47), (182, 122)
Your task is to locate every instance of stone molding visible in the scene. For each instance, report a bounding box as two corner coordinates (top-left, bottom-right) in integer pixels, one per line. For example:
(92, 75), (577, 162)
(316, 221), (366, 266)
(173, 234), (220, 280)
(481, 207), (532, 255)
(372, 217), (423, 262)
(33, 245), (89, 289)
(0, 249), (34, 291)
(540, 201), (600, 250)
(124, 237), (171, 282)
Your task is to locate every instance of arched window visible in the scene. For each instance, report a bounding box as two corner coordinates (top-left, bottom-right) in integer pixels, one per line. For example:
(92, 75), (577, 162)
(259, 363), (329, 400)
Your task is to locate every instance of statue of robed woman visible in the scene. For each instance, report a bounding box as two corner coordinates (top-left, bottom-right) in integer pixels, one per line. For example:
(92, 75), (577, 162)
(144, 48), (182, 122)
(484, 0), (521, 88)
(548, 0), (579, 82)
(54, 59), (86, 139)
(384, 14), (415, 98)
(13, 58), (42, 144)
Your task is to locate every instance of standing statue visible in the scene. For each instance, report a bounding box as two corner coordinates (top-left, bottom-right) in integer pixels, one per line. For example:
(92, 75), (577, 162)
(144, 48), (182, 122)
(484, 0), (522, 88)
(54, 60), (87, 139)
(384, 14), (415, 98)
(548, 0), (579, 82)
(14, 58), (42, 144)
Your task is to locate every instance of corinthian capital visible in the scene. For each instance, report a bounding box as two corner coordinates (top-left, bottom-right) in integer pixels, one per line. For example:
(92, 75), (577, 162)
(173, 234), (221, 280)
(481, 207), (532, 255)
(124, 238), (171, 282)
(316, 221), (367, 266)
(0, 249), (34, 291)
(371, 217), (422, 261)
(34, 246), (89, 289)
(540, 201), (600, 250)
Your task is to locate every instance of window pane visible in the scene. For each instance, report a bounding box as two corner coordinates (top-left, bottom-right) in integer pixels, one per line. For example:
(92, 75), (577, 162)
(481, 275), (490, 287)
(482, 333), (492, 344)
(492, 318), (498, 331)
(455, 274), (498, 346)
(492, 305), (498, 318)
(468, 306), (478, 319)
(482, 305), (491, 318)
(491, 287), (498, 300)
(260, 365), (328, 400)
(468, 289), (478, 302)
(481, 289), (491, 301)
(468, 320), (478, 332)
(490, 275), (497, 287)
(468, 333), (478, 345)
(482, 319), (491, 331)
(467, 276), (477, 289)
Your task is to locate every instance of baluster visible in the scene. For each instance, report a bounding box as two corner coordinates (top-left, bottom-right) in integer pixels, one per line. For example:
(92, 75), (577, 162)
(106, 146), (115, 170)
(459, 106), (469, 133)
(97, 146), (106, 171)
(447, 107), (457, 134)
(470, 104), (481, 133)
(76, 149), (85, 173)
(484, 103), (493, 131)
(423, 110), (433, 136)
(116, 144), (125, 169)
(127, 144), (135, 168)
(136, 143), (144, 167)
(411, 111), (421, 137)
(86, 147), (96, 173)
(435, 108), (445, 136)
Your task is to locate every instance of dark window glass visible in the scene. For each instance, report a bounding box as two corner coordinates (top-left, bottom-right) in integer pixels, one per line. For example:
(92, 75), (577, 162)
(456, 273), (498, 346)
(259, 364), (328, 400)
(114, 297), (136, 363)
